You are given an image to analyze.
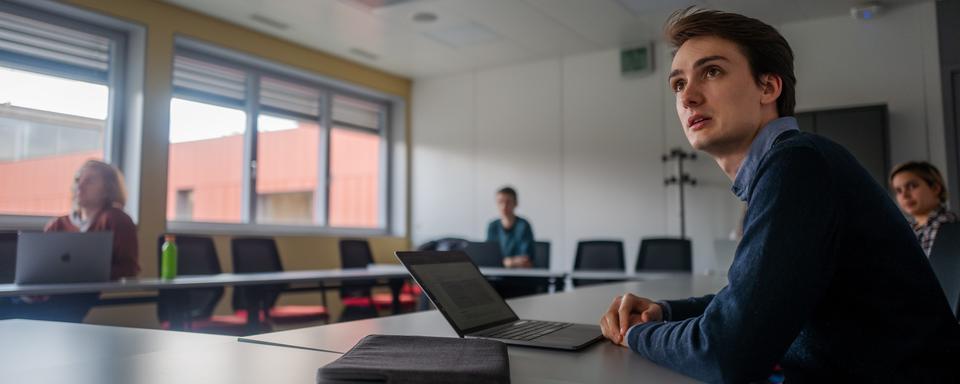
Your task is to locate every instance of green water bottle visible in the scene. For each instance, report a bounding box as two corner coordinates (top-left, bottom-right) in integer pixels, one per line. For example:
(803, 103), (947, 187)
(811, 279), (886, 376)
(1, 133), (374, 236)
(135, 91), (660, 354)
(161, 234), (178, 280)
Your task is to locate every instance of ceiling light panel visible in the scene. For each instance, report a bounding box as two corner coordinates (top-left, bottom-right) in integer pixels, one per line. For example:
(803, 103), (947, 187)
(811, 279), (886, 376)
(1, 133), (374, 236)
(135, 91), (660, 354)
(424, 23), (500, 48)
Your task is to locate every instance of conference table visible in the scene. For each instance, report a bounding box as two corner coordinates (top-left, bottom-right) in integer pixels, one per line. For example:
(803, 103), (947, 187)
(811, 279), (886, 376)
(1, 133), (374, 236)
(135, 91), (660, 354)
(241, 274), (728, 383)
(0, 265), (699, 331)
(2, 274), (727, 383)
(369, 264), (687, 292)
(370, 263), (569, 296)
(0, 319), (340, 384)
(568, 270), (694, 282)
(0, 268), (413, 331)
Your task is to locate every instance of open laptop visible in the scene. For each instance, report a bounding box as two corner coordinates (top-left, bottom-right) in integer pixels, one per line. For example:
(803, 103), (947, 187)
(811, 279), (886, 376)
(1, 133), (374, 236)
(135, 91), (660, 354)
(15, 231), (113, 284)
(464, 241), (504, 267)
(396, 250), (602, 350)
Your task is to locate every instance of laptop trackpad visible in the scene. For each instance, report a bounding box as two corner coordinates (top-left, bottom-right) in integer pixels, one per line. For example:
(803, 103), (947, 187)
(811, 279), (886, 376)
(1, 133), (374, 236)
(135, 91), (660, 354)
(535, 324), (602, 348)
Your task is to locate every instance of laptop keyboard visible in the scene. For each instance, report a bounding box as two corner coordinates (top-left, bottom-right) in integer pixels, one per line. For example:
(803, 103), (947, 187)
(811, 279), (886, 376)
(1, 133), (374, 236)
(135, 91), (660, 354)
(480, 320), (572, 341)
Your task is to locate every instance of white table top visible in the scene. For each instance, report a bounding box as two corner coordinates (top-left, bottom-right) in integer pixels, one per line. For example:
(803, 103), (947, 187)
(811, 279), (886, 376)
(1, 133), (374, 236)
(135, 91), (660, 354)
(568, 270), (695, 281)
(367, 263), (566, 278)
(0, 265), (692, 297)
(243, 275), (729, 383)
(0, 268), (410, 296)
(0, 320), (340, 384)
(0, 319), (229, 373)
(0, 274), (729, 383)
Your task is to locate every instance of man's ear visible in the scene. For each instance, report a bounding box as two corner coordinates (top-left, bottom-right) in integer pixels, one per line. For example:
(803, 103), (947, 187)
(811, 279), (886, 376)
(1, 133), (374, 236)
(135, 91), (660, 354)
(759, 73), (783, 106)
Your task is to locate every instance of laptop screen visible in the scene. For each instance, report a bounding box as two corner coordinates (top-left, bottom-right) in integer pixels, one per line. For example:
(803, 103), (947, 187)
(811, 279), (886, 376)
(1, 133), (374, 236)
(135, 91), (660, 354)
(398, 251), (517, 334)
(464, 241), (504, 267)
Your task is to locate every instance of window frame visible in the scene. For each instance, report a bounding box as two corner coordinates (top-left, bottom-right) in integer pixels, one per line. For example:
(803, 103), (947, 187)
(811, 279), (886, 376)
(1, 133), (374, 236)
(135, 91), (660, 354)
(167, 38), (397, 236)
(0, 0), (136, 229)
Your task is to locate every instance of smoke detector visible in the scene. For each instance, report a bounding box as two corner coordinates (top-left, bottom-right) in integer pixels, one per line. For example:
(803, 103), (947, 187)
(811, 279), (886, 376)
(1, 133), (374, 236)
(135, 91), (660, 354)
(851, 2), (883, 20)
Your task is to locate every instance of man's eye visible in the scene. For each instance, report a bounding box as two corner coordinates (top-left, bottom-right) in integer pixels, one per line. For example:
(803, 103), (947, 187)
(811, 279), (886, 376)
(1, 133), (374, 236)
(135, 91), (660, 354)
(706, 67), (722, 78)
(672, 80), (685, 93)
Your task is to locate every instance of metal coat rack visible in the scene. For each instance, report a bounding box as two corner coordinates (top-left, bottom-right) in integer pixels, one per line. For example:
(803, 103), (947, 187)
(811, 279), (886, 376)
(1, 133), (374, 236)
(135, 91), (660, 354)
(662, 148), (697, 238)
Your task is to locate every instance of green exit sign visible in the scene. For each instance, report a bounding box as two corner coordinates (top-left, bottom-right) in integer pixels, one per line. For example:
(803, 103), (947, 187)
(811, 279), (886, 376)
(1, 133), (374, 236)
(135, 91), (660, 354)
(621, 44), (653, 76)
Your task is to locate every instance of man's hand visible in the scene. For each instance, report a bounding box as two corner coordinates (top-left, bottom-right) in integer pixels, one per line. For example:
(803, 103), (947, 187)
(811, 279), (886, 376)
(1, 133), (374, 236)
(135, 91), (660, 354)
(502, 255), (533, 268)
(512, 255), (532, 268)
(599, 293), (663, 347)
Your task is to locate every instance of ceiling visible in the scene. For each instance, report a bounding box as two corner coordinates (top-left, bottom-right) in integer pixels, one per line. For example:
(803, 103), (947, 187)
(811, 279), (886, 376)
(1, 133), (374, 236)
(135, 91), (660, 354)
(163, 0), (930, 79)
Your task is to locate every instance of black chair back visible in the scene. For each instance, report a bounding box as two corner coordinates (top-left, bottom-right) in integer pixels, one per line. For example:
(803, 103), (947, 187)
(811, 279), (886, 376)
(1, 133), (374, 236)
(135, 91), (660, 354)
(636, 238), (692, 272)
(340, 239), (374, 268)
(417, 237), (470, 252)
(339, 239), (376, 299)
(465, 241), (504, 267)
(929, 223), (960, 318)
(574, 240), (625, 271)
(533, 241), (550, 269)
(0, 232), (17, 284)
(156, 234), (223, 321)
(231, 237), (284, 311)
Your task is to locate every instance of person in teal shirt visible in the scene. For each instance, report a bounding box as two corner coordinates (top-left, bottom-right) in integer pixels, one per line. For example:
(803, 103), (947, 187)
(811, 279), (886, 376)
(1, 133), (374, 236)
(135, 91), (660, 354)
(486, 186), (535, 268)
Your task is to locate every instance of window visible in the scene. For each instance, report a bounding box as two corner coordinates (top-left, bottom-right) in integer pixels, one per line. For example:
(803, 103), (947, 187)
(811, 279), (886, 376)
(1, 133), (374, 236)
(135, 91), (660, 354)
(174, 189), (193, 221)
(256, 113), (321, 225)
(0, 4), (126, 218)
(329, 95), (383, 228)
(167, 46), (391, 231)
(167, 98), (246, 223)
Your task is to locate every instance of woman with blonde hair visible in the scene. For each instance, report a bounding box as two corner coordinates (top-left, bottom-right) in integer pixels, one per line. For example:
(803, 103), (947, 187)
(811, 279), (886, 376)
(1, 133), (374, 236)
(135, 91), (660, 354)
(45, 159), (140, 279)
(1, 160), (139, 322)
(890, 161), (959, 256)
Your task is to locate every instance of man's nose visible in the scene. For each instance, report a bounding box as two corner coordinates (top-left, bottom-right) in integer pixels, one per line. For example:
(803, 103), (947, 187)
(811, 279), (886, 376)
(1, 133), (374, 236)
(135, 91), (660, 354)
(680, 81), (703, 109)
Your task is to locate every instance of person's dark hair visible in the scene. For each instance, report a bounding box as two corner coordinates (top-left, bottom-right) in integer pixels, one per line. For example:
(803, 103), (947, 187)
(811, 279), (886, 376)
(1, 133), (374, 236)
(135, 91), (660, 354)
(664, 7), (796, 117)
(497, 186), (518, 203)
(890, 161), (948, 203)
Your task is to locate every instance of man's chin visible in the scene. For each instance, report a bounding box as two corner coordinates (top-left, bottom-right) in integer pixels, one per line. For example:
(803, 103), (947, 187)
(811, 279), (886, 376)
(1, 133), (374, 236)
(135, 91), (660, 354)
(686, 137), (712, 152)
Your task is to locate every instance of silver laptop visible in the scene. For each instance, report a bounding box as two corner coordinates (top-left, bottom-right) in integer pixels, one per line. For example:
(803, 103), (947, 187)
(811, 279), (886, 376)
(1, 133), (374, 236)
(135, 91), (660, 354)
(15, 231), (113, 284)
(396, 250), (602, 351)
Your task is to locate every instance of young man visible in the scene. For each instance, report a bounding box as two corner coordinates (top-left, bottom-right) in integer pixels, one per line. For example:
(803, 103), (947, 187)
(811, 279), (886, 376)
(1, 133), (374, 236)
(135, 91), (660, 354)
(599, 8), (960, 382)
(486, 186), (535, 268)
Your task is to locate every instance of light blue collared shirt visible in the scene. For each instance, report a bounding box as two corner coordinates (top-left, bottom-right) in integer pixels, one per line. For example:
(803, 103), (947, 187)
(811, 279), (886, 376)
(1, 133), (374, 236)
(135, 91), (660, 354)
(625, 116), (799, 351)
(731, 117), (800, 202)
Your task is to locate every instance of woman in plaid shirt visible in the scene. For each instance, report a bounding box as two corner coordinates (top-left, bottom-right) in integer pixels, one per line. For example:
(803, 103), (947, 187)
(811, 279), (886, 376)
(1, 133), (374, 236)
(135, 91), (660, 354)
(890, 161), (959, 256)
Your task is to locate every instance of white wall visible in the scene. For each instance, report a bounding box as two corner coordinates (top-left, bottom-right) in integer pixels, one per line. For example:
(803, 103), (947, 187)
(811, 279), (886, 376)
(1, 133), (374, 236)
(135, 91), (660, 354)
(782, 1), (945, 172)
(411, 1), (943, 274)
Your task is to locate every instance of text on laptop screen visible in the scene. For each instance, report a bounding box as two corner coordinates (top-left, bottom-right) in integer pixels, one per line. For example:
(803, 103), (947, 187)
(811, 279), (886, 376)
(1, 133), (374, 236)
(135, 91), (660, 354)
(410, 261), (515, 331)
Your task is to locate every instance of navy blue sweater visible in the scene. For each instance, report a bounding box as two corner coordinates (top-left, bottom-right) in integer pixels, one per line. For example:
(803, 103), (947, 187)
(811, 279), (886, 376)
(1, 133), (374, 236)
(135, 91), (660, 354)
(627, 130), (960, 382)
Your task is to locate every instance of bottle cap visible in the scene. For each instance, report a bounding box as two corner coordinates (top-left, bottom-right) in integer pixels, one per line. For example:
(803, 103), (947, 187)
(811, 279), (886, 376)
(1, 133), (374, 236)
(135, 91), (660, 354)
(164, 234), (176, 242)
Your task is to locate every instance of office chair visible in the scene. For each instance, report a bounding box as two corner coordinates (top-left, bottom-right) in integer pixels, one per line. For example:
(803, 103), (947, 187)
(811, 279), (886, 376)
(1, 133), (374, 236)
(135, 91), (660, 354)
(533, 241), (551, 269)
(416, 237), (470, 252)
(464, 241), (505, 267)
(231, 237), (329, 326)
(339, 238), (415, 318)
(0, 231), (17, 284)
(487, 240), (552, 298)
(635, 238), (692, 272)
(573, 240), (625, 286)
(156, 234), (247, 335)
(574, 240), (625, 270)
(928, 223), (960, 319)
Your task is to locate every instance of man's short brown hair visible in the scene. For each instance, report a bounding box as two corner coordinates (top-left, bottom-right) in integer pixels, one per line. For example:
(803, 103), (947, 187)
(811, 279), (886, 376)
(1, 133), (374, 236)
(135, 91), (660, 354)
(497, 186), (518, 203)
(665, 7), (797, 117)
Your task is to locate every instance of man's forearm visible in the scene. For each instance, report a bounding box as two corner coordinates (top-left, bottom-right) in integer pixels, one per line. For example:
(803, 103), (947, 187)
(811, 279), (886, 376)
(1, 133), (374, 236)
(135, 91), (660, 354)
(661, 294), (717, 321)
